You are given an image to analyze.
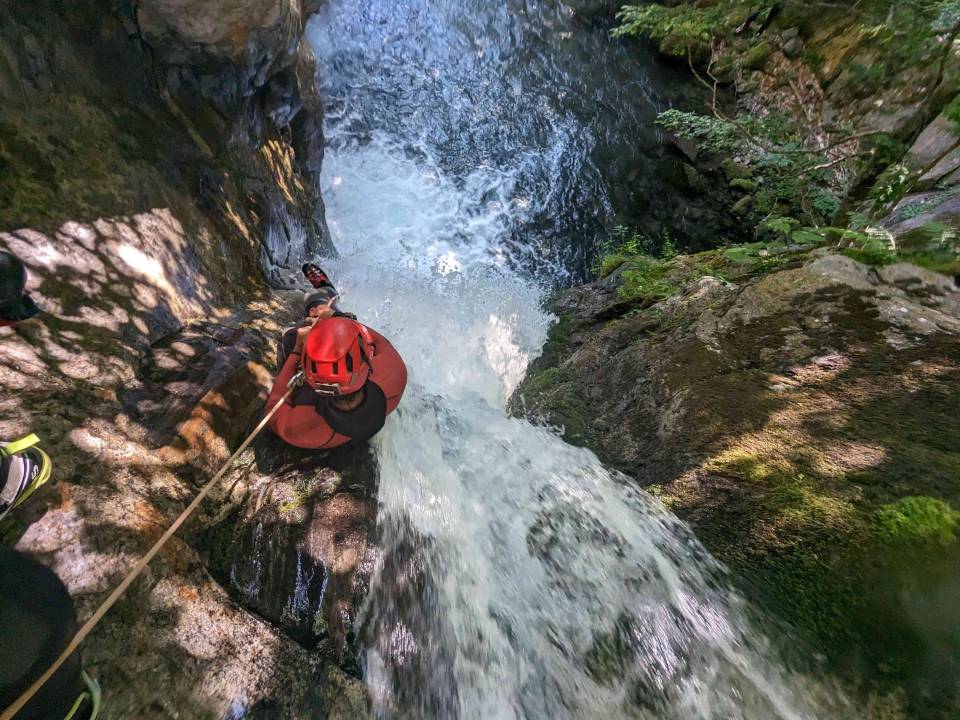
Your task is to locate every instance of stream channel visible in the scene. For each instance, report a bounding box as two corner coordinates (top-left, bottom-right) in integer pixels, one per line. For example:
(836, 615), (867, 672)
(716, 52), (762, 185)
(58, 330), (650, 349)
(297, 2), (853, 717)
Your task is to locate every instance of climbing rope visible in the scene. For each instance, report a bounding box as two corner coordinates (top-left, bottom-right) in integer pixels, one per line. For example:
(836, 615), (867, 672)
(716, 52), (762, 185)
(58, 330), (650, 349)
(0, 375), (302, 720)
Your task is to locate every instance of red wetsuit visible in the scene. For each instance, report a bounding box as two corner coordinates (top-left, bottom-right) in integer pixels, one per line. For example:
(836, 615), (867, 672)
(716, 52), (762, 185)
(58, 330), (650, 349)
(267, 325), (407, 449)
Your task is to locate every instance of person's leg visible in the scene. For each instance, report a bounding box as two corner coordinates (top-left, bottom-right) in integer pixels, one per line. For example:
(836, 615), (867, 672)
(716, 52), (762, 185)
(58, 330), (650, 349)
(277, 326), (300, 369)
(0, 548), (88, 720)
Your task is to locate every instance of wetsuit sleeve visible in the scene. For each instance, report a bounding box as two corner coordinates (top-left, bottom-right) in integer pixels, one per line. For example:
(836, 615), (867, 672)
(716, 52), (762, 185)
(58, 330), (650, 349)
(268, 353), (301, 409)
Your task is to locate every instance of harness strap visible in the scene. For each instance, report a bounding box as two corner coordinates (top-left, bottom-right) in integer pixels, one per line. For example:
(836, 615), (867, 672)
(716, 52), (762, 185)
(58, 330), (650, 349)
(63, 670), (100, 720)
(0, 434), (40, 458)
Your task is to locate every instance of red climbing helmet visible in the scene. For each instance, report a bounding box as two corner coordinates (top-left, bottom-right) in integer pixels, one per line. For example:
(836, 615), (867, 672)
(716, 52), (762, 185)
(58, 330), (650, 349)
(302, 317), (373, 395)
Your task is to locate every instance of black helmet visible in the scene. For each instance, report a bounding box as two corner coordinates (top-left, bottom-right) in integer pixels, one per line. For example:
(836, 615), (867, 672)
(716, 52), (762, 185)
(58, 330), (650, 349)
(304, 287), (338, 312)
(0, 251), (39, 323)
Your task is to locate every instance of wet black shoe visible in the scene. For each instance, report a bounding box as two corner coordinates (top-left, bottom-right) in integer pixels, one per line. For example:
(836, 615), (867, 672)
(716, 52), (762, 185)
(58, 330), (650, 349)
(302, 263), (334, 289)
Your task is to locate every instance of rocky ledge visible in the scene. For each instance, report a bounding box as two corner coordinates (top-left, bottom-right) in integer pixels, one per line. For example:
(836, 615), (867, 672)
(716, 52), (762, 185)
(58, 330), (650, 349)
(511, 248), (960, 718)
(1, 0), (375, 717)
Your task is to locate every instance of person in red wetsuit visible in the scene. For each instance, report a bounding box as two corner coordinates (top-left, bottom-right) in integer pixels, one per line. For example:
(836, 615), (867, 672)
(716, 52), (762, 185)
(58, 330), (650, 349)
(0, 251), (39, 328)
(267, 316), (407, 449)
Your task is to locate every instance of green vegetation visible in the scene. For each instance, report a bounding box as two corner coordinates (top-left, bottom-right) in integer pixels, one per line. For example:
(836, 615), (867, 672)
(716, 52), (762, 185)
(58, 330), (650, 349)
(618, 256), (679, 304)
(687, 328), (960, 672)
(524, 367), (564, 396)
(656, 108), (742, 154)
(876, 496), (960, 546)
(615, 0), (960, 280)
(908, 251), (960, 276)
(617, 0), (959, 81)
(614, 1), (777, 62)
(594, 225), (676, 278)
(594, 228), (687, 304)
(838, 221), (960, 275)
(596, 226), (823, 306)
(535, 313), (573, 369)
(598, 216), (958, 283)
(945, 94), (960, 133)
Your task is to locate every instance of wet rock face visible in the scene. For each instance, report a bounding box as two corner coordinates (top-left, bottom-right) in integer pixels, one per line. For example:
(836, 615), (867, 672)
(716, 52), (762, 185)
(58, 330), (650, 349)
(217, 436), (379, 665)
(134, 0), (334, 279)
(1, 293), (348, 717)
(137, 0), (301, 67)
(876, 109), (960, 251)
(0, 0), (369, 715)
(511, 252), (960, 713)
(513, 253), (960, 477)
(1, 0), (332, 284)
(137, 0), (308, 111)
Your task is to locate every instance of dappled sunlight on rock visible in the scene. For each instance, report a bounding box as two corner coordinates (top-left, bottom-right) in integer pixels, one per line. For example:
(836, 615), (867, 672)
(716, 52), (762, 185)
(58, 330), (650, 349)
(0, 205), (331, 715)
(0, 0), (353, 712)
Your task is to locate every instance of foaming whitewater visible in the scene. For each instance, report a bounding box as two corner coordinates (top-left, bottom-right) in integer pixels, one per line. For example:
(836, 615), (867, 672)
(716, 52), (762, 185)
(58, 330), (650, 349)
(306, 2), (853, 717)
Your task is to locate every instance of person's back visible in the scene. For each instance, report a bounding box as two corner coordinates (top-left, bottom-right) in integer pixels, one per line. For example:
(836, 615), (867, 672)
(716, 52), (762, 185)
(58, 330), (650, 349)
(268, 317), (407, 450)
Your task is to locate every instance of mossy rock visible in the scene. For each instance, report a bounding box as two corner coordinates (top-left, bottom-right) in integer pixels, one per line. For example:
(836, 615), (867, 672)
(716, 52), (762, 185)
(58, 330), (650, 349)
(598, 254), (628, 278)
(721, 157), (753, 180)
(729, 177), (758, 193)
(731, 194), (754, 214)
(712, 54), (736, 84)
(743, 40), (773, 71)
(875, 496), (960, 547)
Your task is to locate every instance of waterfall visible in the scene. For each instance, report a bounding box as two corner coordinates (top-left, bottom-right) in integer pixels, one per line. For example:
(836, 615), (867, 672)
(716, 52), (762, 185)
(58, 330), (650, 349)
(304, 2), (853, 717)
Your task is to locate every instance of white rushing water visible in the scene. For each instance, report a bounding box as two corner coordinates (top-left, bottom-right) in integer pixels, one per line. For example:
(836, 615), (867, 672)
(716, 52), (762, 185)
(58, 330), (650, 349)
(305, 2), (853, 718)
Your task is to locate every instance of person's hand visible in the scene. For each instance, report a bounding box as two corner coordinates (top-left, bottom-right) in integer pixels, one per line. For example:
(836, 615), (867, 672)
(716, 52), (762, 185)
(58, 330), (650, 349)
(314, 295), (337, 320)
(306, 295), (338, 322)
(293, 299), (335, 353)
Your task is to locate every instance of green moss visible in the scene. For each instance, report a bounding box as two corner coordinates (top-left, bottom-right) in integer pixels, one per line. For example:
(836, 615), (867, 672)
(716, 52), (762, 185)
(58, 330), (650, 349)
(743, 40), (773, 70)
(703, 450), (875, 647)
(717, 242), (813, 277)
(803, 46), (826, 74)
(685, 318), (960, 696)
(615, 3), (721, 60)
(907, 253), (960, 277)
(0, 96), (175, 231)
(729, 177), (758, 192)
(723, 242), (767, 263)
(944, 94), (960, 133)
(618, 256), (679, 304)
(842, 246), (898, 266)
(278, 477), (324, 515)
(279, 496), (306, 514)
(600, 243), (816, 313)
(536, 313), (573, 370)
(875, 496), (960, 547)
(842, 242), (959, 275)
(524, 367), (564, 396)
(598, 254), (628, 278)
(615, 1), (777, 60)
(721, 157), (753, 180)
